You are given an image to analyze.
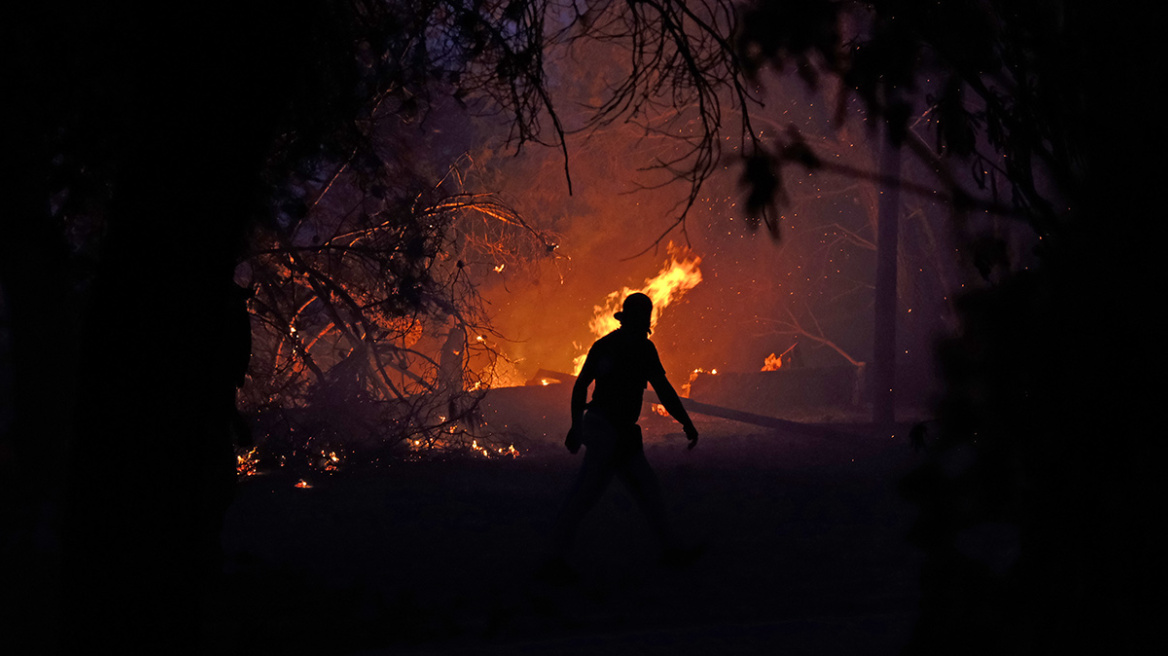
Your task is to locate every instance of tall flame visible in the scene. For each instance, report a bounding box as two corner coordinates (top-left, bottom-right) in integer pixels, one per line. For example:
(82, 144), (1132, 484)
(573, 243), (703, 373)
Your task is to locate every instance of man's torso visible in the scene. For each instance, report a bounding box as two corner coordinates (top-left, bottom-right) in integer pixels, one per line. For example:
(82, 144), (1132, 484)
(585, 329), (665, 426)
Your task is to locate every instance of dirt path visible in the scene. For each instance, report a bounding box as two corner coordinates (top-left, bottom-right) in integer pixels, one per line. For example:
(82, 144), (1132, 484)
(209, 419), (923, 655)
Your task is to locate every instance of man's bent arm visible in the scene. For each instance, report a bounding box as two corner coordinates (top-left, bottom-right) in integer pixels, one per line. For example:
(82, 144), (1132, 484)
(571, 370), (593, 428)
(650, 374), (695, 431)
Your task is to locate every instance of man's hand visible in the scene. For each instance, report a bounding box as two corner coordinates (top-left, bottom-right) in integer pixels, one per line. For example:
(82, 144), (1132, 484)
(683, 423), (699, 450)
(565, 426), (582, 454)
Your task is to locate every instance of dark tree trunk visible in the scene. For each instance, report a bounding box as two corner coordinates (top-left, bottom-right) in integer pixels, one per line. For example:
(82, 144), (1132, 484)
(63, 140), (257, 654)
(871, 133), (901, 428)
(58, 10), (273, 649)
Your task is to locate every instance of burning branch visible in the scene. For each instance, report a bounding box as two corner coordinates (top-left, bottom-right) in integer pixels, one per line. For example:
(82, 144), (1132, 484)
(758, 306), (864, 369)
(240, 161), (555, 465)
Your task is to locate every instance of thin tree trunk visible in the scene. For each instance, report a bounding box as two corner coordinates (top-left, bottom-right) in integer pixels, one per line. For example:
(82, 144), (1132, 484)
(872, 134), (901, 428)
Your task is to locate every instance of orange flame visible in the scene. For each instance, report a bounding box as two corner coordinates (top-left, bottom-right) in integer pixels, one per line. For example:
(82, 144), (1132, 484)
(761, 344), (797, 372)
(681, 367), (717, 397)
(573, 243), (702, 373)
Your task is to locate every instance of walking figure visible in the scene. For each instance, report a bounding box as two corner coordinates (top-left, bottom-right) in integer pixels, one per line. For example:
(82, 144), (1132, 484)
(542, 293), (700, 580)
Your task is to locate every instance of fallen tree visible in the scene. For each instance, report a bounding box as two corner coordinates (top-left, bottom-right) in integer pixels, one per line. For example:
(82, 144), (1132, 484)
(529, 369), (863, 439)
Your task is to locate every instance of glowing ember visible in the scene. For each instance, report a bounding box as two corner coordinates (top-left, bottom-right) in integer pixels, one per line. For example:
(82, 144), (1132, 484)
(651, 403), (670, 417)
(573, 243), (702, 373)
(406, 436), (521, 460)
(294, 479), (312, 489)
(236, 447), (260, 477)
(470, 439), (521, 459)
(319, 450), (342, 472)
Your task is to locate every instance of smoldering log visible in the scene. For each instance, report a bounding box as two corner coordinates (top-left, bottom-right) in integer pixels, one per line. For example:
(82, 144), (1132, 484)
(528, 370), (859, 439)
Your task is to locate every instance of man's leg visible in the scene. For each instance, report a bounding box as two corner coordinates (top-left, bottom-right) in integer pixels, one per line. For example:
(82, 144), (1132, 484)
(547, 412), (617, 558)
(616, 436), (703, 567)
(615, 440), (676, 551)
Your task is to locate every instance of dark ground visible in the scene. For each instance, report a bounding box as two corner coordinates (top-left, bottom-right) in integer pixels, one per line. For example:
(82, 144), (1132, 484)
(207, 412), (925, 655)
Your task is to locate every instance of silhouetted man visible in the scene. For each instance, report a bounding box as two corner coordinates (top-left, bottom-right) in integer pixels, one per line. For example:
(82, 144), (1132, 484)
(542, 293), (699, 580)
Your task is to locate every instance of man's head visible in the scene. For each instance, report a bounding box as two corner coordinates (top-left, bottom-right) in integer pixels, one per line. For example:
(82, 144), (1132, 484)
(614, 292), (653, 332)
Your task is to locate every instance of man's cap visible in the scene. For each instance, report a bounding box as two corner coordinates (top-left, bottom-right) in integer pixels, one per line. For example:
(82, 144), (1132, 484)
(614, 292), (652, 327)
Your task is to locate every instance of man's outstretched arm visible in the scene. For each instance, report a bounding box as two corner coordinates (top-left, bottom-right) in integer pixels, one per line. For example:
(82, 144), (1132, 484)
(650, 374), (699, 449)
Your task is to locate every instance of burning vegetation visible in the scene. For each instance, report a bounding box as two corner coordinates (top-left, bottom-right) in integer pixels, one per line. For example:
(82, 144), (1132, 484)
(236, 447), (260, 478)
(234, 159), (562, 473)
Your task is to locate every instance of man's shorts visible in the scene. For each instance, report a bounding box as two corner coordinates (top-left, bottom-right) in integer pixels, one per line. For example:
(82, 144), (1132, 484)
(582, 409), (643, 460)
